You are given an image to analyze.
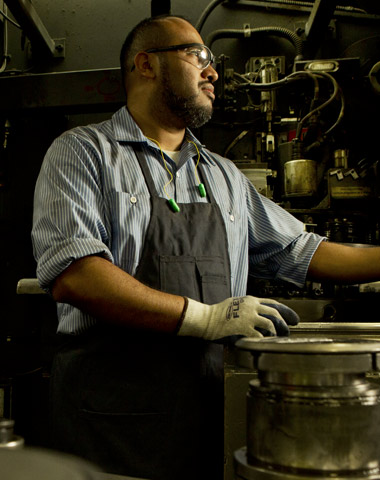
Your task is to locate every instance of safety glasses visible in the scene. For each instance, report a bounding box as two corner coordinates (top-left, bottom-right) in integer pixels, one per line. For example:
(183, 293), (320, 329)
(131, 43), (215, 72)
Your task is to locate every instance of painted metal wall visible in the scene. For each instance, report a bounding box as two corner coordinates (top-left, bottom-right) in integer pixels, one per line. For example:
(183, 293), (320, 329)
(5, 0), (216, 73)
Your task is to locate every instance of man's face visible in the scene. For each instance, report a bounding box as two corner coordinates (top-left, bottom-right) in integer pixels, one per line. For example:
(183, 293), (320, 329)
(158, 57), (215, 128)
(154, 19), (218, 128)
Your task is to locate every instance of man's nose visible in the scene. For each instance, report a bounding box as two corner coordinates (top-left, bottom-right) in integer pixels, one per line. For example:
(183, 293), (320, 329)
(202, 64), (218, 83)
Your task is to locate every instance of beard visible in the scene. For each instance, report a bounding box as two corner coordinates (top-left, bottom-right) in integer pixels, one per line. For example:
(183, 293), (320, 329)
(159, 68), (213, 129)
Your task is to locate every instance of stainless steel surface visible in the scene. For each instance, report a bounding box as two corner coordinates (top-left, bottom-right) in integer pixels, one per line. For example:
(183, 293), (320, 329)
(293, 322), (380, 331)
(96, 474), (147, 480)
(234, 447), (380, 480)
(236, 337), (380, 478)
(234, 328), (380, 369)
(236, 336), (380, 354)
(0, 447), (147, 479)
(0, 447), (98, 479)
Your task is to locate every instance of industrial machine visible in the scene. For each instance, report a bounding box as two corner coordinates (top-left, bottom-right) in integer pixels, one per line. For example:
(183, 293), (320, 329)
(235, 337), (380, 480)
(191, 0), (380, 307)
(193, 2), (380, 478)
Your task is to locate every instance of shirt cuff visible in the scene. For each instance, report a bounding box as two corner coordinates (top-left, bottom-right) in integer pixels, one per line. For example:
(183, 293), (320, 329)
(36, 238), (114, 293)
(276, 233), (326, 287)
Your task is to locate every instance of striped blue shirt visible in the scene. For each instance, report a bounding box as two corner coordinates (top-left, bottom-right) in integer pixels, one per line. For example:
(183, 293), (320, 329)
(32, 106), (324, 334)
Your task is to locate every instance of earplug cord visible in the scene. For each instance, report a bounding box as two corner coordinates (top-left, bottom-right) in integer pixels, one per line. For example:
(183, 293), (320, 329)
(146, 136), (174, 201)
(188, 140), (200, 184)
(187, 140), (206, 198)
(146, 136), (206, 212)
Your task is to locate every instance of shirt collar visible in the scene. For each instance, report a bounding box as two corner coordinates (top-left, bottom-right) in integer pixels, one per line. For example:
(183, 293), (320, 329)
(111, 106), (216, 166)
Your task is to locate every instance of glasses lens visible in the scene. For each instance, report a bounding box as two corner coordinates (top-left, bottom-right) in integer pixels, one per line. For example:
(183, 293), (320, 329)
(184, 45), (213, 70)
(199, 46), (210, 69)
(202, 45), (216, 69)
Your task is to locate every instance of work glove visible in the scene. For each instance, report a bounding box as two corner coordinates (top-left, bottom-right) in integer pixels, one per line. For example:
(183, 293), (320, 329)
(178, 296), (299, 340)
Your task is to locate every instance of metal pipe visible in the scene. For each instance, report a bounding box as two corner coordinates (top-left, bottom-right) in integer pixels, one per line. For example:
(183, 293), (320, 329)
(205, 26), (304, 60)
(195, 0), (226, 32)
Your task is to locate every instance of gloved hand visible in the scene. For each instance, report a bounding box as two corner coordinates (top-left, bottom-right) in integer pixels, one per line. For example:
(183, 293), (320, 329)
(177, 296), (299, 340)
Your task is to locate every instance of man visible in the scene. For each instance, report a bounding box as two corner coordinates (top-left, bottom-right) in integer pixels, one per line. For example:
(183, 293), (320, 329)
(32, 14), (380, 480)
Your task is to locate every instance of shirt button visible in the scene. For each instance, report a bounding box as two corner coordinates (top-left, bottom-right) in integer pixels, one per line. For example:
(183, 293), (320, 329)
(176, 172), (180, 178)
(230, 214), (235, 222)
(130, 196), (137, 204)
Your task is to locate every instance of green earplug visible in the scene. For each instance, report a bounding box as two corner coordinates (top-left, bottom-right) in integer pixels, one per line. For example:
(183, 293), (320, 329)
(168, 198), (180, 212)
(198, 183), (206, 198)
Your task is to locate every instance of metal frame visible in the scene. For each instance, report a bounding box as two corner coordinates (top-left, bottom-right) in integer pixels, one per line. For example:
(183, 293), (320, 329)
(4, 0), (64, 57)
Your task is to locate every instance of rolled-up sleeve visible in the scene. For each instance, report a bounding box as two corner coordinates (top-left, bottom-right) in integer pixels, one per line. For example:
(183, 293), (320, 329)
(32, 133), (113, 292)
(246, 179), (325, 287)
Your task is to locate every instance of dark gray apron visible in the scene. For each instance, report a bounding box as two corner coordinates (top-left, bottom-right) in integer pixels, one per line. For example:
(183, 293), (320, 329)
(50, 144), (231, 480)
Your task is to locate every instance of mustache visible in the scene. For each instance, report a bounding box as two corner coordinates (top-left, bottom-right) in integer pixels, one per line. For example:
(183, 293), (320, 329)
(199, 81), (214, 88)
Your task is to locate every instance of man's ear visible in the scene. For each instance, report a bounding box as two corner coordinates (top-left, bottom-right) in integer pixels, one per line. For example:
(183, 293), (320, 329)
(133, 52), (157, 79)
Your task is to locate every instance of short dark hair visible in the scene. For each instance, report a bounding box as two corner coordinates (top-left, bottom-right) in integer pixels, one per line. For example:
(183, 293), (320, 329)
(119, 14), (191, 93)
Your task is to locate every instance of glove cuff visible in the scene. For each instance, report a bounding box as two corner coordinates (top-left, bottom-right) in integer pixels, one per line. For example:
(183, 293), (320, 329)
(174, 297), (189, 334)
(177, 297), (209, 337)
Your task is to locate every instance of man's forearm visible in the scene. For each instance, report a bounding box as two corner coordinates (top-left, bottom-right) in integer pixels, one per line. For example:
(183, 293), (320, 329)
(308, 241), (380, 284)
(51, 255), (185, 333)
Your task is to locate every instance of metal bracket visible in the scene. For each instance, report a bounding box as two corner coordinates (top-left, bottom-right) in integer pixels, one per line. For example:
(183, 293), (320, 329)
(305, 0), (338, 39)
(53, 38), (65, 58)
(246, 56), (286, 75)
(4, 0), (64, 58)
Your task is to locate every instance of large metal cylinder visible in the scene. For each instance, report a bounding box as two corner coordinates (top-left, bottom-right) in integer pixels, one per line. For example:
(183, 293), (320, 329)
(0, 419), (24, 449)
(284, 159), (317, 197)
(234, 338), (380, 480)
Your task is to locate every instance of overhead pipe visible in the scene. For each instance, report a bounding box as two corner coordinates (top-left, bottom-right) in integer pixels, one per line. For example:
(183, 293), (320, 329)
(195, 0), (227, 33)
(206, 26), (304, 60)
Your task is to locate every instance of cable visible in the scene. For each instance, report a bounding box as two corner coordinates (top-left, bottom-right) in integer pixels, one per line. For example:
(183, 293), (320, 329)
(239, 0), (367, 14)
(232, 73), (301, 91)
(295, 72), (340, 140)
(0, 5), (21, 28)
(224, 130), (249, 157)
(187, 140), (207, 197)
(233, 72), (260, 83)
(324, 85), (345, 135)
(188, 140), (201, 185)
(146, 136), (174, 200)
(230, 69), (344, 144)
(303, 87), (345, 153)
(146, 137), (207, 210)
(195, 0), (226, 33)
(0, 2), (8, 73)
(196, 0), (367, 36)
